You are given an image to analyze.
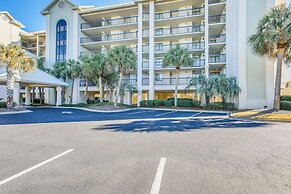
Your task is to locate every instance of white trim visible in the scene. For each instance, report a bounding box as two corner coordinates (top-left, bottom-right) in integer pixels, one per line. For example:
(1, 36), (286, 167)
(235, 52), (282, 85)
(0, 110), (32, 115)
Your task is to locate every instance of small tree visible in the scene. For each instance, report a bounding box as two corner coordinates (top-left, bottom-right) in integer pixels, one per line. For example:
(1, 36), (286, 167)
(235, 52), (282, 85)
(0, 44), (36, 108)
(104, 72), (118, 103)
(67, 59), (82, 104)
(163, 45), (192, 106)
(90, 53), (107, 103)
(79, 56), (94, 101)
(107, 46), (137, 106)
(249, 4), (291, 111)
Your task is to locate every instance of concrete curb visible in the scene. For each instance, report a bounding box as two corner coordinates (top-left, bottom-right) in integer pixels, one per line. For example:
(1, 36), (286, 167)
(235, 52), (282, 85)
(0, 110), (32, 115)
(48, 106), (135, 113)
(138, 107), (231, 115)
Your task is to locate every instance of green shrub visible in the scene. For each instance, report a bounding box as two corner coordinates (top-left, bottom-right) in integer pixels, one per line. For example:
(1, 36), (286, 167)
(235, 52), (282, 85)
(205, 102), (237, 111)
(280, 96), (291, 102)
(153, 100), (163, 107)
(33, 98), (41, 104)
(0, 102), (7, 108)
(164, 100), (174, 107)
(280, 101), (291, 111)
(86, 98), (100, 104)
(192, 100), (201, 108)
(147, 100), (154, 107)
(140, 100), (147, 107)
(177, 99), (192, 107)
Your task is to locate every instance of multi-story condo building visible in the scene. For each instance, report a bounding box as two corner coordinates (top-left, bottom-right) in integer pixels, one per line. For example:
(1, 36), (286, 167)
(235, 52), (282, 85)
(41, 0), (289, 109)
(20, 31), (46, 59)
(0, 11), (66, 106)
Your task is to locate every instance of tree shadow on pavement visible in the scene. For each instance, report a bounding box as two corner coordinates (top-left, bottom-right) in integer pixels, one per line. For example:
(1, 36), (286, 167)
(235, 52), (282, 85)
(93, 118), (268, 133)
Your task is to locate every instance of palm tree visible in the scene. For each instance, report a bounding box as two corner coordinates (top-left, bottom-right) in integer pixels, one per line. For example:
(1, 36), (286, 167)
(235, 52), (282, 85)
(249, 4), (291, 111)
(163, 45), (192, 106)
(90, 53), (107, 103)
(104, 72), (118, 103)
(67, 59), (82, 104)
(107, 46), (137, 106)
(79, 56), (94, 101)
(0, 44), (36, 108)
(186, 74), (208, 103)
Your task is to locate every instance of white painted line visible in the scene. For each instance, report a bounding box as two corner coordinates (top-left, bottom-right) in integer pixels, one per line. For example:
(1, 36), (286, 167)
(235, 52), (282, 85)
(150, 158), (167, 194)
(0, 149), (74, 186)
(62, 111), (73, 114)
(155, 111), (175, 117)
(190, 112), (202, 118)
(129, 111), (147, 115)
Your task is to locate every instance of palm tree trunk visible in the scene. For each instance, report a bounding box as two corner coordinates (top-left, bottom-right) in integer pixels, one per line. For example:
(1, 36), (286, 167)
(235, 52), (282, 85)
(115, 72), (123, 106)
(273, 47), (284, 111)
(99, 77), (103, 103)
(38, 87), (43, 104)
(6, 69), (14, 109)
(84, 78), (89, 103)
(32, 87), (35, 105)
(109, 88), (113, 103)
(174, 69), (179, 107)
(70, 78), (74, 104)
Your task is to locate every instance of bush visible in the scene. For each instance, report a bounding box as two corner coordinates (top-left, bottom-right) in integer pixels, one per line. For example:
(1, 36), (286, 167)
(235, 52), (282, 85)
(147, 100), (154, 107)
(33, 98), (41, 104)
(280, 101), (291, 111)
(205, 102), (237, 111)
(140, 100), (147, 107)
(280, 96), (291, 102)
(0, 102), (7, 108)
(86, 98), (100, 104)
(177, 99), (192, 107)
(153, 100), (163, 107)
(164, 100), (174, 107)
(140, 100), (154, 107)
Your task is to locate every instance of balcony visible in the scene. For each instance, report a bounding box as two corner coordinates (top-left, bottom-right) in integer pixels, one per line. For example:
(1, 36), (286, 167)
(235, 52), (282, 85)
(155, 58), (205, 69)
(81, 16), (138, 30)
(209, 54), (226, 63)
(79, 80), (97, 87)
(155, 7), (204, 20)
(209, 0), (226, 5)
(22, 43), (37, 49)
(155, 77), (192, 85)
(122, 79), (137, 87)
(209, 34), (226, 44)
(155, 25), (204, 37)
(155, 42), (204, 53)
(80, 50), (107, 57)
(209, 14), (226, 24)
(81, 31), (138, 44)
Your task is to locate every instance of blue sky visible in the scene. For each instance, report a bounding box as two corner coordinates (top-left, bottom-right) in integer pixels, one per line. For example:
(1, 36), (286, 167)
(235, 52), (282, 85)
(0, 0), (130, 32)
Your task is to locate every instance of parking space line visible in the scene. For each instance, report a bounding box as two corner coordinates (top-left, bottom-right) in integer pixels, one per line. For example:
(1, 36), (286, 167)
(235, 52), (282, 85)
(150, 158), (167, 194)
(0, 149), (74, 186)
(190, 112), (202, 118)
(155, 111), (175, 117)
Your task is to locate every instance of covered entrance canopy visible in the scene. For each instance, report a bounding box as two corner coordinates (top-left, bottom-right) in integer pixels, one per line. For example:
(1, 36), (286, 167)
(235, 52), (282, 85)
(0, 68), (69, 106)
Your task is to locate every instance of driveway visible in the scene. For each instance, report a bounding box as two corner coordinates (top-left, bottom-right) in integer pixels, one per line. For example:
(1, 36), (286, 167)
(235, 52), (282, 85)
(0, 108), (290, 194)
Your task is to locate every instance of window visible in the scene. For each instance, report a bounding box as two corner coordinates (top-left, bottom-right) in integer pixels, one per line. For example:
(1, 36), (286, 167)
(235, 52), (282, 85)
(155, 58), (163, 68)
(155, 43), (163, 51)
(56, 19), (67, 62)
(155, 74), (163, 81)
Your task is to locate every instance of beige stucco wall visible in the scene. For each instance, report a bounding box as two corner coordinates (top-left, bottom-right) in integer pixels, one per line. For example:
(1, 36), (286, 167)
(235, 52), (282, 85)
(0, 13), (23, 45)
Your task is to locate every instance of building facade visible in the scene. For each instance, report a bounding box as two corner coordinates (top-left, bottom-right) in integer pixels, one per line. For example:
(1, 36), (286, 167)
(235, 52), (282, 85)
(42, 0), (288, 109)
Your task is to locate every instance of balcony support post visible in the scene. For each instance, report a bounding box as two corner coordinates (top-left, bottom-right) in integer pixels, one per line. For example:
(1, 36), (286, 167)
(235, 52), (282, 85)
(137, 2), (143, 107)
(148, 1), (155, 100)
(205, 0), (210, 78)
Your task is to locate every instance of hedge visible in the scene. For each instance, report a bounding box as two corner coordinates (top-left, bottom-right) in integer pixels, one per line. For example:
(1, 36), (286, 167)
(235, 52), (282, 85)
(280, 101), (291, 111)
(280, 96), (291, 102)
(140, 99), (199, 108)
(205, 102), (237, 111)
(86, 98), (100, 104)
(0, 102), (7, 108)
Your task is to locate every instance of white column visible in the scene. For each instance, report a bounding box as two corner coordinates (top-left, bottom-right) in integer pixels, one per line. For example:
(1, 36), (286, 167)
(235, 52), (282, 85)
(36, 34), (40, 57)
(237, 0), (247, 109)
(148, 1), (155, 100)
(25, 86), (31, 106)
(56, 86), (62, 106)
(13, 82), (20, 106)
(45, 14), (51, 68)
(137, 3), (143, 107)
(72, 10), (80, 59)
(204, 0), (209, 77)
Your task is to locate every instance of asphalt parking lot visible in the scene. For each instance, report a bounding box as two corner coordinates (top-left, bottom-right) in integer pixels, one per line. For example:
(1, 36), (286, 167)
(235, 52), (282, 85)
(0, 108), (291, 194)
